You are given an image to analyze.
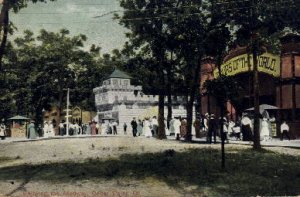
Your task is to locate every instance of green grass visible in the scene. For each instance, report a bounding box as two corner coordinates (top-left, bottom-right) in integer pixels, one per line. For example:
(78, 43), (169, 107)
(0, 148), (299, 196)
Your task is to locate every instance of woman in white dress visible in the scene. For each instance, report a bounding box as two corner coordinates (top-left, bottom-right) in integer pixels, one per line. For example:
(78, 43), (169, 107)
(165, 119), (170, 136)
(173, 118), (181, 140)
(48, 121), (55, 137)
(43, 121), (49, 138)
(144, 118), (152, 138)
(260, 118), (270, 141)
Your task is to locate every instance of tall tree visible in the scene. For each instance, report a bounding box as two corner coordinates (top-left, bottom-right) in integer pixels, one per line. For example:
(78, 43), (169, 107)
(6, 29), (96, 126)
(0, 0), (56, 71)
(117, 0), (184, 139)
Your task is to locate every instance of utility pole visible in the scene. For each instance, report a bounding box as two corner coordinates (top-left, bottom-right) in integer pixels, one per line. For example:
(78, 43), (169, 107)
(65, 88), (71, 136)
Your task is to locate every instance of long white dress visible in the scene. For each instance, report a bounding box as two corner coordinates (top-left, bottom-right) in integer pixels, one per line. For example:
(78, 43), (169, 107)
(173, 119), (181, 136)
(43, 123), (49, 138)
(260, 119), (270, 139)
(144, 120), (152, 137)
(48, 123), (55, 137)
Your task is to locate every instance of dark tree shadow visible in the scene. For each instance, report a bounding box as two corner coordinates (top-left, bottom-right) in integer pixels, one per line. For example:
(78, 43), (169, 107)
(0, 148), (299, 196)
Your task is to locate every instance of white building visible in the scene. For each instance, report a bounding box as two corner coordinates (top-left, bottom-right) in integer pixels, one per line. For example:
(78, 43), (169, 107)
(93, 69), (194, 131)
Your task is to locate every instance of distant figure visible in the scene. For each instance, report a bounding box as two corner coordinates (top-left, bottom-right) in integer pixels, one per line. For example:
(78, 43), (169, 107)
(260, 118), (270, 141)
(123, 123), (127, 135)
(180, 119), (187, 138)
(208, 114), (217, 144)
(69, 122), (74, 135)
(48, 121), (55, 137)
(203, 113), (209, 132)
(169, 118), (175, 136)
(131, 118), (138, 137)
(86, 122), (92, 135)
(165, 119), (170, 136)
(144, 118), (152, 138)
(137, 119), (143, 136)
(91, 121), (97, 135)
(96, 122), (101, 135)
(193, 118), (201, 138)
(173, 117), (181, 140)
(43, 121), (49, 138)
(59, 121), (65, 136)
(241, 115), (253, 141)
(280, 121), (290, 141)
(74, 122), (80, 135)
(112, 121), (118, 135)
(27, 120), (37, 139)
(0, 123), (6, 140)
(222, 117), (229, 143)
(228, 120), (235, 137)
(151, 116), (158, 137)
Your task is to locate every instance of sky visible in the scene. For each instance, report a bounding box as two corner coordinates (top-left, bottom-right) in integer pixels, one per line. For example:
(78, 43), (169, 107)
(10, 0), (128, 54)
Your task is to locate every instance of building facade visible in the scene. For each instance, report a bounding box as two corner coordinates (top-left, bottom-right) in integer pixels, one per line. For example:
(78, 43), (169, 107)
(201, 33), (300, 138)
(93, 69), (193, 131)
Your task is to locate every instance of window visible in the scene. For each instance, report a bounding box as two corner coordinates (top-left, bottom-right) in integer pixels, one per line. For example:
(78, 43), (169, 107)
(113, 79), (118, 85)
(115, 96), (119, 101)
(124, 80), (129, 86)
(123, 96), (127, 101)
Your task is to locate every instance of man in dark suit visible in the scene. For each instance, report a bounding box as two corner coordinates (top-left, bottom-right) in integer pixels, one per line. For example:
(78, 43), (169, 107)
(131, 118), (138, 137)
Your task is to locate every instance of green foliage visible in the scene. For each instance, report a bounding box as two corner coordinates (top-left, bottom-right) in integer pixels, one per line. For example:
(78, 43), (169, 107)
(0, 29), (111, 122)
(203, 75), (242, 108)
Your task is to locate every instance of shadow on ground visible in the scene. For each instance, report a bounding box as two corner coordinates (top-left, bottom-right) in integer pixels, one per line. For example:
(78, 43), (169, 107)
(0, 148), (299, 196)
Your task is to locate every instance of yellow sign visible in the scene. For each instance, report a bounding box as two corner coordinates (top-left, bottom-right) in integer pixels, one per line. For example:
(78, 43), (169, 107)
(214, 53), (280, 77)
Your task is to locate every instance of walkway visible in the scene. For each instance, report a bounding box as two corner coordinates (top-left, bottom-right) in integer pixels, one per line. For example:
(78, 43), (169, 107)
(1, 134), (300, 148)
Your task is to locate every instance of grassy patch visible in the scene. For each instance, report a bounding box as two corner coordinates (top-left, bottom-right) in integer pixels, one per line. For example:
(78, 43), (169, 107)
(0, 148), (299, 196)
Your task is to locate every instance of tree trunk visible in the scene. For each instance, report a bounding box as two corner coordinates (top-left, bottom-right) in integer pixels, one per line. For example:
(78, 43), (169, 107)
(185, 61), (201, 142)
(158, 93), (166, 139)
(167, 64), (172, 129)
(0, 0), (9, 72)
(220, 102), (226, 169)
(252, 37), (261, 150)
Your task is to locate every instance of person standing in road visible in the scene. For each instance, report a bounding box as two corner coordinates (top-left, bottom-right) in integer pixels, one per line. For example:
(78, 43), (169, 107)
(193, 118), (201, 138)
(173, 117), (181, 140)
(0, 122), (6, 140)
(144, 118), (152, 138)
(123, 123), (127, 135)
(137, 119), (143, 136)
(27, 120), (37, 139)
(59, 121), (65, 136)
(208, 114), (217, 144)
(131, 118), (138, 137)
(112, 120), (118, 135)
(280, 121), (290, 141)
(91, 121), (97, 135)
(151, 116), (158, 137)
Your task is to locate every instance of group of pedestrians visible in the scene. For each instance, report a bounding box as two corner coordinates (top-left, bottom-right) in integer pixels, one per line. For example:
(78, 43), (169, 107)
(129, 116), (171, 138)
(200, 113), (292, 143)
(24, 120), (112, 139)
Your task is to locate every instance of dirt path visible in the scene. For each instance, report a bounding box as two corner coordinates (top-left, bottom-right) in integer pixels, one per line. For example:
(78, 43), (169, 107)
(0, 136), (298, 197)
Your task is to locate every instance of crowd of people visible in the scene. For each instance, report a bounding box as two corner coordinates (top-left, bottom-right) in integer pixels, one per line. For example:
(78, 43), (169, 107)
(0, 113), (292, 141)
(125, 113), (292, 142)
